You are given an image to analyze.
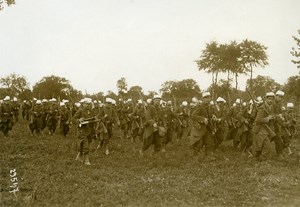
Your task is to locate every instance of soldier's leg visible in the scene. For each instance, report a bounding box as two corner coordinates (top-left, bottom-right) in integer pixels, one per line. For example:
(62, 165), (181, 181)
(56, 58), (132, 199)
(103, 124), (113, 155)
(36, 117), (43, 136)
(240, 132), (247, 152)
(153, 131), (162, 153)
(29, 122), (35, 135)
(252, 133), (260, 159)
(191, 137), (204, 156)
(214, 129), (224, 150)
(260, 136), (271, 161)
(142, 133), (154, 152)
(246, 131), (253, 155)
(203, 132), (215, 158)
(272, 134), (284, 156)
(177, 125), (183, 140)
(2, 122), (9, 136)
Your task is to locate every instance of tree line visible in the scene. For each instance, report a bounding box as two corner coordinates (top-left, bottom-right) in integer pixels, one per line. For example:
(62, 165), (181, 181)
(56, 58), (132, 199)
(0, 30), (299, 104)
(0, 73), (299, 105)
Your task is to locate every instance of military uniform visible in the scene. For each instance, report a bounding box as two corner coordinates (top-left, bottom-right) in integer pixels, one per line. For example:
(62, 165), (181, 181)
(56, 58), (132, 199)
(176, 105), (190, 140)
(163, 105), (177, 150)
(236, 103), (256, 154)
(131, 104), (145, 142)
(59, 105), (71, 137)
(73, 104), (97, 164)
(141, 99), (166, 154)
(11, 100), (20, 122)
(46, 102), (59, 135)
(252, 100), (276, 161)
(29, 102), (44, 136)
(271, 98), (284, 157)
(190, 101), (215, 158)
(21, 101), (31, 120)
(211, 102), (228, 150)
(227, 104), (241, 148)
(98, 102), (119, 154)
(0, 100), (14, 136)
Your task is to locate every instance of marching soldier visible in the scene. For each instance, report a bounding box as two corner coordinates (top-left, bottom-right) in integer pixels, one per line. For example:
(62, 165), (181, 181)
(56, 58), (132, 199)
(212, 97), (229, 151)
(140, 95), (167, 156)
(46, 98), (59, 135)
(162, 100), (177, 151)
(73, 98), (96, 165)
(21, 100), (31, 120)
(131, 99), (145, 143)
(281, 103), (295, 155)
(0, 96), (14, 136)
(97, 98), (120, 155)
(117, 99), (131, 140)
(29, 99), (44, 136)
(176, 101), (190, 140)
(227, 99), (242, 148)
(236, 100), (257, 156)
(252, 92), (277, 161)
(11, 97), (20, 122)
(190, 92), (216, 161)
(285, 103), (297, 138)
(59, 102), (71, 137)
(272, 90), (285, 159)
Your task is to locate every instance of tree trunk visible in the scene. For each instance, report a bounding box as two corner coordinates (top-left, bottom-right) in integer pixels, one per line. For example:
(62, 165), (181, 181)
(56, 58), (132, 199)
(215, 72), (218, 85)
(249, 65), (253, 91)
(227, 69), (230, 83)
(235, 73), (238, 90)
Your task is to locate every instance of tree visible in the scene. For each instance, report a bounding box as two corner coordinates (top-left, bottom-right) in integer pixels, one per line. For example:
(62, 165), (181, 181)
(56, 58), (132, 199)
(160, 79), (201, 102)
(208, 79), (234, 104)
(221, 41), (243, 91)
(127, 85), (143, 101)
(0, 0), (15, 10)
(18, 89), (33, 101)
(106, 90), (118, 101)
(246, 75), (281, 97)
(116, 77), (128, 96)
(196, 41), (244, 95)
(32, 75), (79, 100)
(240, 39), (268, 90)
(283, 75), (300, 104)
(145, 91), (158, 100)
(0, 73), (31, 98)
(196, 41), (223, 87)
(291, 29), (300, 71)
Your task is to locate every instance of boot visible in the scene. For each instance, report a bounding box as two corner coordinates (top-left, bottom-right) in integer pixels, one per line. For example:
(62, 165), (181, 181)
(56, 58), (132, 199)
(105, 147), (110, 155)
(287, 147), (293, 156)
(84, 156), (91, 165)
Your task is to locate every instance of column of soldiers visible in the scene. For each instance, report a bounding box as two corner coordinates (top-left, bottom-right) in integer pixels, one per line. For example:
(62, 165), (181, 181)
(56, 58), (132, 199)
(0, 89), (298, 166)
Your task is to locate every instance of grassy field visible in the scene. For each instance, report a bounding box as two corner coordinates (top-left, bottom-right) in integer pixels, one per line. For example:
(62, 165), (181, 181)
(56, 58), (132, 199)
(1, 119), (300, 207)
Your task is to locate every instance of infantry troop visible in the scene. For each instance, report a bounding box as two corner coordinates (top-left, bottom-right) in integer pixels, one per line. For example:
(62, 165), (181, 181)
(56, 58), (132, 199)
(0, 90), (298, 166)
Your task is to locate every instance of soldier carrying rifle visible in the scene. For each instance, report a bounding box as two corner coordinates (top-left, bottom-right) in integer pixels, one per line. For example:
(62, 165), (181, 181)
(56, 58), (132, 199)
(0, 96), (14, 136)
(73, 98), (97, 165)
(190, 92), (216, 161)
(252, 92), (277, 161)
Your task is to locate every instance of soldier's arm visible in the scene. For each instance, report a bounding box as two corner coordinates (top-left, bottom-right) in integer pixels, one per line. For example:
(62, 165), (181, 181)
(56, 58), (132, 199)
(236, 108), (247, 123)
(145, 106), (155, 126)
(255, 107), (270, 124)
(191, 107), (207, 124)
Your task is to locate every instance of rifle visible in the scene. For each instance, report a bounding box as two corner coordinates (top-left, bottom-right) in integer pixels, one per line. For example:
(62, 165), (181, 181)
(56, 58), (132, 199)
(78, 117), (102, 127)
(246, 90), (258, 110)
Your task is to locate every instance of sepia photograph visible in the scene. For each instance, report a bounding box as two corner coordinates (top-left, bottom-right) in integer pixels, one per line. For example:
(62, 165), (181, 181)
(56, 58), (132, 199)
(0, 0), (300, 206)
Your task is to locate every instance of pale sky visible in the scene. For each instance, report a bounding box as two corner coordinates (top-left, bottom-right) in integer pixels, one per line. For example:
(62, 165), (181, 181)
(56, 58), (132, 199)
(0, 0), (299, 95)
